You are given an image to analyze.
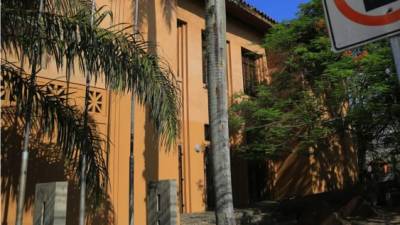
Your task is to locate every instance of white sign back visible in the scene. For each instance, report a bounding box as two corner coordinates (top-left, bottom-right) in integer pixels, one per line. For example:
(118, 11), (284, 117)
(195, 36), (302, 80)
(323, 0), (400, 52)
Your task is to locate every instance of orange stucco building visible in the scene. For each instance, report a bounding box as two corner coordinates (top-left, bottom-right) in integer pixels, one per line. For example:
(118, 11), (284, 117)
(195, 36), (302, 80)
(2, 1), (273, 224)
(1, 0), (358, 225)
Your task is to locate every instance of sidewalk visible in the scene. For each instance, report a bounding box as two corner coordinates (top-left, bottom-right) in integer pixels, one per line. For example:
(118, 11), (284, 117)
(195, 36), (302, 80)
(346, 208), (400, 225)
(181, 193), (400, 225)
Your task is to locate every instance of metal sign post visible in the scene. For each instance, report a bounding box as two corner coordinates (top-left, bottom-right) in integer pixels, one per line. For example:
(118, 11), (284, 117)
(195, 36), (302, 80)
(390, 35), (400, 82)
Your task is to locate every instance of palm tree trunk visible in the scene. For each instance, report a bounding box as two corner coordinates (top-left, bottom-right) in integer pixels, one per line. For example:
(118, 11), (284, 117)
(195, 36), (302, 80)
(129, 0), (140, 224)
(79, 1), (96, 225)
(15, 1), (44, 224)
(205, 0), (236, 224)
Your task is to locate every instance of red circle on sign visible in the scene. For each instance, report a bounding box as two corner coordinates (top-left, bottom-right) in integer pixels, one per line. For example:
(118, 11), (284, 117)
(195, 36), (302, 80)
(334, 0), (400, 26)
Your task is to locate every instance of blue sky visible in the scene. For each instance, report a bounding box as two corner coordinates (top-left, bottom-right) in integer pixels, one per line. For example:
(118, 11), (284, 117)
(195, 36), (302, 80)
(245, 0), (310, 22)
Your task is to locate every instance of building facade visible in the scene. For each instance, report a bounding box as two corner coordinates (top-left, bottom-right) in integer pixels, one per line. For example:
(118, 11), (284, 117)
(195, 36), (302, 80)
(2, 0), (272, 224)
(1, 0), (358, 225)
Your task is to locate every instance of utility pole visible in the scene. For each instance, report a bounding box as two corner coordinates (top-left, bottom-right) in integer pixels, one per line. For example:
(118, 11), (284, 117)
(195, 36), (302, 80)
(205, 0), (236, 224)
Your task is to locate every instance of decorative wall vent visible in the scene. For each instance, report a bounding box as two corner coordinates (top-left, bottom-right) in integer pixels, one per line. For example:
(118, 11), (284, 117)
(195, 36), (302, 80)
(88, 90), (103, 113)
(46, 83), (66, 102)
(1, 77), (15, 103)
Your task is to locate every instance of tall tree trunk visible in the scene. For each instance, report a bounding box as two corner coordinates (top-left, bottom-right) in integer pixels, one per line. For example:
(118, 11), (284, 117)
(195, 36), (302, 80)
(79, 1), (96, 225)
(129, 0), (140, 224)
(15, 1), (44, 224)
(205, 0), (236, 224)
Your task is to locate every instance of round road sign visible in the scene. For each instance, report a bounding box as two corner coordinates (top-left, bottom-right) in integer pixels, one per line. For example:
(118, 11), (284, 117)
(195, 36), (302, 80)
(334, 0), (400, 26)
(323, 0), (400, 51)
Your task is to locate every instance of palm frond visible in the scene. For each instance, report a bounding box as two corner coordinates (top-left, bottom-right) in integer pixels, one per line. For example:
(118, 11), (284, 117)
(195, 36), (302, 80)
(1, 5), (180, 146)
(2, 0), (92, 16)
(1, 60), (107, 201)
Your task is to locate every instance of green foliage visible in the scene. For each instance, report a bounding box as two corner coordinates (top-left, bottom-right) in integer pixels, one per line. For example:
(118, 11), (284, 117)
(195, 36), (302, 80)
(230, 81), (332, 158)
(346, 42), (400, 163)
(229, 0), (400, 162)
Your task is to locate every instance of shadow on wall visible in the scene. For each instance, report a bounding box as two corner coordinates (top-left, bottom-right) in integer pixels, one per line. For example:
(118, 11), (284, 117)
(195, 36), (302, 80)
(143, 107), (160, 222)
(271, 149), (313, 200)
(135, 0), (174, 45)
(310, 131), (358, 193)
(1, 107), (114, 225)
(161, 0), (175, 32)
(269, 131), (358, 200)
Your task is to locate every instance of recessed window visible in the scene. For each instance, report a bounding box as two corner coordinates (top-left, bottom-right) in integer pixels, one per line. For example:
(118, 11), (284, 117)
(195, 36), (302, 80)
(241, 48), (259, 96)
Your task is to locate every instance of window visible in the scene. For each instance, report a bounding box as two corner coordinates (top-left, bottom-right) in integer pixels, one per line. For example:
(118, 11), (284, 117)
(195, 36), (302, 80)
(241, 48), (259, 96)
(177, 20), (187, 80)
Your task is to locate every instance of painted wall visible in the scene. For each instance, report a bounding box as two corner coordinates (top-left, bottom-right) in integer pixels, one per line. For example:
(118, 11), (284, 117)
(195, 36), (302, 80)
(1, 0), (359, 224)
(1, 1), (269, 225)
(267, 131), (358, 200)
(175, 0), (269, 212)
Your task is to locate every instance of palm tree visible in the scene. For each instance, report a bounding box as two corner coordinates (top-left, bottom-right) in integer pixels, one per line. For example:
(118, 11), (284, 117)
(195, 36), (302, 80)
(79, 1), (96, 224)
(1, 0), (180, 224)
(204, 0), (236, 224)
